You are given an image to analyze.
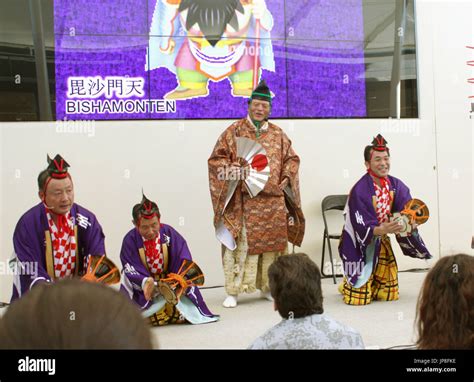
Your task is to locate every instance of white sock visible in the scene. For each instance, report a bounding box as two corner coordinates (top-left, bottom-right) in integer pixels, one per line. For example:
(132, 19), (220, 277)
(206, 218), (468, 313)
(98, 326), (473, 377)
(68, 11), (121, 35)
(222, 294), (238, 308)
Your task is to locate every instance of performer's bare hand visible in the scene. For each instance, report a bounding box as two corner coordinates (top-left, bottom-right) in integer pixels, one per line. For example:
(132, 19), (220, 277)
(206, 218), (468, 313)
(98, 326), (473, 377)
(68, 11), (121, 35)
(227, 162), (249, 180)
(143, 277), (155, 301)
(227, 163), (242, 180)
(377, 220), (403, 235)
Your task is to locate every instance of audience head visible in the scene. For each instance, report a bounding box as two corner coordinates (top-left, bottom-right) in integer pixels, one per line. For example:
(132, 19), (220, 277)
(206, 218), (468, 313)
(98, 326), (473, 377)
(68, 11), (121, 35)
(416, 254), (474, 349)
(268, 253), (324, 319)
(0, 279), (154, 349)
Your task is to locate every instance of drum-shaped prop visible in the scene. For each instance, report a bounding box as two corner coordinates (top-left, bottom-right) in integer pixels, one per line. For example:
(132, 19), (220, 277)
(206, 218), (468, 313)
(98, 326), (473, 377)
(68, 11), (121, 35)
(391, 212), (412, 236)
(81, 255), (121, 285)
(157, 260), (205, 305)
(401, 198), (429, 225)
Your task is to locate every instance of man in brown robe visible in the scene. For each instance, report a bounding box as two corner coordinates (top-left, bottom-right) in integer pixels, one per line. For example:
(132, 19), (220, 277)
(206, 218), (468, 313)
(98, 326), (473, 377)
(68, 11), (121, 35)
(208, 80), (305, 308)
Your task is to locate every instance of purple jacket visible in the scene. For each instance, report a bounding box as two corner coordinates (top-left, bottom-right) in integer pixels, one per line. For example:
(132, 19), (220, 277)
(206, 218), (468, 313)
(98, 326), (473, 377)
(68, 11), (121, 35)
(339, 173), (432, 287)
(120, 224), (215, 318)
(11, 202), (106, 301)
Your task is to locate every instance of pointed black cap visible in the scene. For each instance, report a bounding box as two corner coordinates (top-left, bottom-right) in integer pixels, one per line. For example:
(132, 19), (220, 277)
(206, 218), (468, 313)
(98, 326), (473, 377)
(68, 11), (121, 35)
(46, 154), (70, 179)
(250, 80), (272, 103)
(371, 134), (388, 152)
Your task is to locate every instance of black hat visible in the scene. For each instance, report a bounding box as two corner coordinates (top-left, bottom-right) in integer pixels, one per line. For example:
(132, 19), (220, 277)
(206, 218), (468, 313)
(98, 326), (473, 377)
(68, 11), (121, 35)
(371, 134), (388, 152)
(250, 80), (272, 103)
(46, 154), (70, 179)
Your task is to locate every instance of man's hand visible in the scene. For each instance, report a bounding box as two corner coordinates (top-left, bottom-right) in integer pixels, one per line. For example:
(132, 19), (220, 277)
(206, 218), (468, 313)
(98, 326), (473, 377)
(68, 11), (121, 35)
(143, 277), (155, 301)
(374, 220), (403, 236)
(226, 163), (241, 180)
(226, 162), (249, 180)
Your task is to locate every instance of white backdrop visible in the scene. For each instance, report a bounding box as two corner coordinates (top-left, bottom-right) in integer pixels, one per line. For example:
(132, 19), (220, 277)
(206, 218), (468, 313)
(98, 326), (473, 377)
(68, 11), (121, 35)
(0, 0), (472, 303)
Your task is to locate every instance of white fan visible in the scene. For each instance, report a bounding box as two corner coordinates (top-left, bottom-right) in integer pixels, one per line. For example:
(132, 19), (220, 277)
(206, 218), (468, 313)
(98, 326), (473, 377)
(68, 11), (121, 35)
(236, 137), (270, 197)
(223, 137), (270, 212)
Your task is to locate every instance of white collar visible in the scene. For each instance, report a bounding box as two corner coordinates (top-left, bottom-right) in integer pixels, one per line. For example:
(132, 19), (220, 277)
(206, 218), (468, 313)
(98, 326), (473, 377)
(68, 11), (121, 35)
(141, 233), (160, 243)
(247, 115), (268, 131)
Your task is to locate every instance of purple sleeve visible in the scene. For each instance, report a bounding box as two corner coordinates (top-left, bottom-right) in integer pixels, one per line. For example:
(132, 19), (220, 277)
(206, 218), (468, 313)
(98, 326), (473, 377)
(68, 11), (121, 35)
(166, 227), (192, 273)
(120, 236), (149, 291)
(80, 212), (106, 257)
(391, 178), (432, 259)
(396, 231), (432, 259)
(339, 179), (382, 285)
(348, 188), (378, 250)
(166, 226), (215, 316)
(11, 218), (51, 301)
(391, 177), (412, 212)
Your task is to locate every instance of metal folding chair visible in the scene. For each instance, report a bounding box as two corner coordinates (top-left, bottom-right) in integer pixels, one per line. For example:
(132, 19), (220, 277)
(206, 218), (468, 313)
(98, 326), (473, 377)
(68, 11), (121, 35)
(321, 194), (348, 284)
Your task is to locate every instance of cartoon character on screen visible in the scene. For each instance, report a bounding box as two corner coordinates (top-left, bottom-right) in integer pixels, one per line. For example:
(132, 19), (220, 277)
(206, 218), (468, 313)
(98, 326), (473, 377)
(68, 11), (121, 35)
(146, 0), (275, 100)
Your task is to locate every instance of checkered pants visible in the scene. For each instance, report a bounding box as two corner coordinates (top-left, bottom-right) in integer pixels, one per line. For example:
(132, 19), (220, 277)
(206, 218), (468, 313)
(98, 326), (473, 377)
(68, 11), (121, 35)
(339, 237), (399, 305)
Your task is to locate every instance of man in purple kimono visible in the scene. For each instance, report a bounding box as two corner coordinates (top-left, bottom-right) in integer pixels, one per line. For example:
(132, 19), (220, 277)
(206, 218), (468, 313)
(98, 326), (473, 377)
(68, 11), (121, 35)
(10, 154), (106, 302)
(338, 135), (432, 305)
(120, 194), (218, 326)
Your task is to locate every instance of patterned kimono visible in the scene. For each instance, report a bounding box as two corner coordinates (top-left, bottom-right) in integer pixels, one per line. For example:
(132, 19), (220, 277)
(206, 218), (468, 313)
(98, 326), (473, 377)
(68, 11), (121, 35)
(120, 224), (218, 326)
(338, 173), (432, 305)
(10, 203), (106, 302)
(208, 117), (305, 294)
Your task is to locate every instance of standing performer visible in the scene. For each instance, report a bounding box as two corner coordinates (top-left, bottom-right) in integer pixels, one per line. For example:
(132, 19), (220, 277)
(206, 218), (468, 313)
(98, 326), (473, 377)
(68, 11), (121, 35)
(338, 135), (432, 305)
(120, 194), (218, 326)
(208, 80), (305, 308)
(10, 154), (106, 302)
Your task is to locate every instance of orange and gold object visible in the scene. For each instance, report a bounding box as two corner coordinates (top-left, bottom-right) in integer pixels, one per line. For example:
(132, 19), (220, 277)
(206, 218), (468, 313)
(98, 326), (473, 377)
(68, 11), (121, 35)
(156, 260), (205, 305)
(82, 255), (121, 285)
(401, 198), (429, 225)
(391, 198), (429, 237)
